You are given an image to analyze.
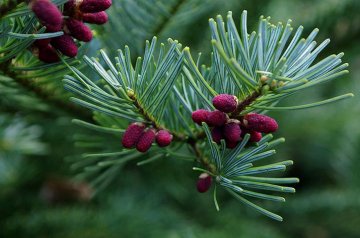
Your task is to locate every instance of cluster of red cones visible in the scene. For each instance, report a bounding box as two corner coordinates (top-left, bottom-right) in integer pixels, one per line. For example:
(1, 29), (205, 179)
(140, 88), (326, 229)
(121, 123), (173, 153)
(30, 0), (112, 63)
(193, 94), (279, 193)
(192, 94), (278, 148)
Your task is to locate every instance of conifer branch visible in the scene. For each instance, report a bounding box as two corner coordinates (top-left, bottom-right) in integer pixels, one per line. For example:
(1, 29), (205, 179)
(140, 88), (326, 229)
(137, 0), (187, 59)
(189, 140), (216, 174)
(0, 0), (27, 19)
(232, 89), (262, 117)
(130, 92), (204, 143)
(62, 10), (352, 220)
(0, 61), (93, 121)
(13, 76), (93, 120)
(130, 93), (184, 140)
(153, 0), (187, 37)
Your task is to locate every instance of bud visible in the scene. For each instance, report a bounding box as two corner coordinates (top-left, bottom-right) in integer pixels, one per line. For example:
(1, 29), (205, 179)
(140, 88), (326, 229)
(261, 85), (270, 94)
(211, 127), (223, 144)
(127, 89), (135, 98)
(260, 75), (268, 84)
(34, 39), (51, 48)
(38, 45), (60, 63)
(82, 12), (108, 24)
(243, 113), (278, 133)
(270, 79), (278, 89)
(223, 122), (241, 143)
(79, 0), (112, 13)
(212, 94), (238, 113)
(31, 0), (63, 32)
(196, 173), (212, 193)
(226, 140), (238, 149)
(65, 19), (93, 42)
(51, 34), (78, 57)
(191, 109), (210, 125)
(206, 110), (228, 127)
(40, 178), (93, 204)
(240, 128), (262, 143)
(278, 81), (285, 87)
(136, 128), (156, 153)
(121, 122), (145, 148)
(155, 130), (173, 147)
(249, 131), (262, 142)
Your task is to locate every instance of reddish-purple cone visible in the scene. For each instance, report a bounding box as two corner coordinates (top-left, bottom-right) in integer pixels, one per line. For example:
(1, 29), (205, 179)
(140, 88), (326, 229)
(82, 12), (108, 24)
(249, 131), (262, 142)
(38, 45), (60, 63)
(155, 130), (173, 147)
(34, 38), (51, 48)
(212, 94), (238, 113)
(240, 127), (262, 142)
(211, 127), (223, 144)
(192, 109), (210, 125)
(65, 19), (93, 42)
(51, 34), (78, 57)
(226, 140), (238, 149)
(121, 122), (145, 148)
(79, 0), (112, 13)
(224, 122), (241, 143)
(31, 0), (63, 32)
(196, 173), (212, 193)
(136, 128), (156, 153)
(206, 110), (228, 127)
(243, 113), (278, 133)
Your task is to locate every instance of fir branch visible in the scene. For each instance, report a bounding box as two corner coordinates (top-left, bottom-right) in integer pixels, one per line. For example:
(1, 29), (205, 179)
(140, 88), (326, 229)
(0, 0), (27, 19)
(129, 93), (162, 129)
(130, 92), (198, 142)
(0, 61), (93, 121)
(0, 0), (93, 120)
(189, 140), (216, 174)
(232, 89), (261, 116)
(152, 0), (187, 37)
(13, 76), (92, 120)
(62, 10), (352, 220)
(136, 0), (187, 61)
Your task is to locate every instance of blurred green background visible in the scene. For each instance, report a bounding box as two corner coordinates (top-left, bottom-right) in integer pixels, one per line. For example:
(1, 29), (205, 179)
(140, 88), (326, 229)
(1, 0), (359, 237)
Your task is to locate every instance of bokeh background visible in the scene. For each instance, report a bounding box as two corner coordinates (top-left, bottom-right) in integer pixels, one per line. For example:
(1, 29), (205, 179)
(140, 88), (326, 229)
(1, 0), (359, 237)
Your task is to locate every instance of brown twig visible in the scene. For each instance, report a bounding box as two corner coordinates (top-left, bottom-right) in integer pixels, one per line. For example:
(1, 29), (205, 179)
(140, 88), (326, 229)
(129, 93), (188, 141)
(231, 90), (261, 117)
(188, 139), (216, 174)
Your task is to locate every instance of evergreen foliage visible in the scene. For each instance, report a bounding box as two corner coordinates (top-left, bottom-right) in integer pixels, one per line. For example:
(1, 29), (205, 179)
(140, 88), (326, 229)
(63, 10), (352, 220)
(0, 0), (359, 236)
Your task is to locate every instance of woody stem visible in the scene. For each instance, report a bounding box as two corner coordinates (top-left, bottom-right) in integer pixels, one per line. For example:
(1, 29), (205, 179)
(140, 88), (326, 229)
(232, 90), (261, 117)
(130, 94), (187, 140)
